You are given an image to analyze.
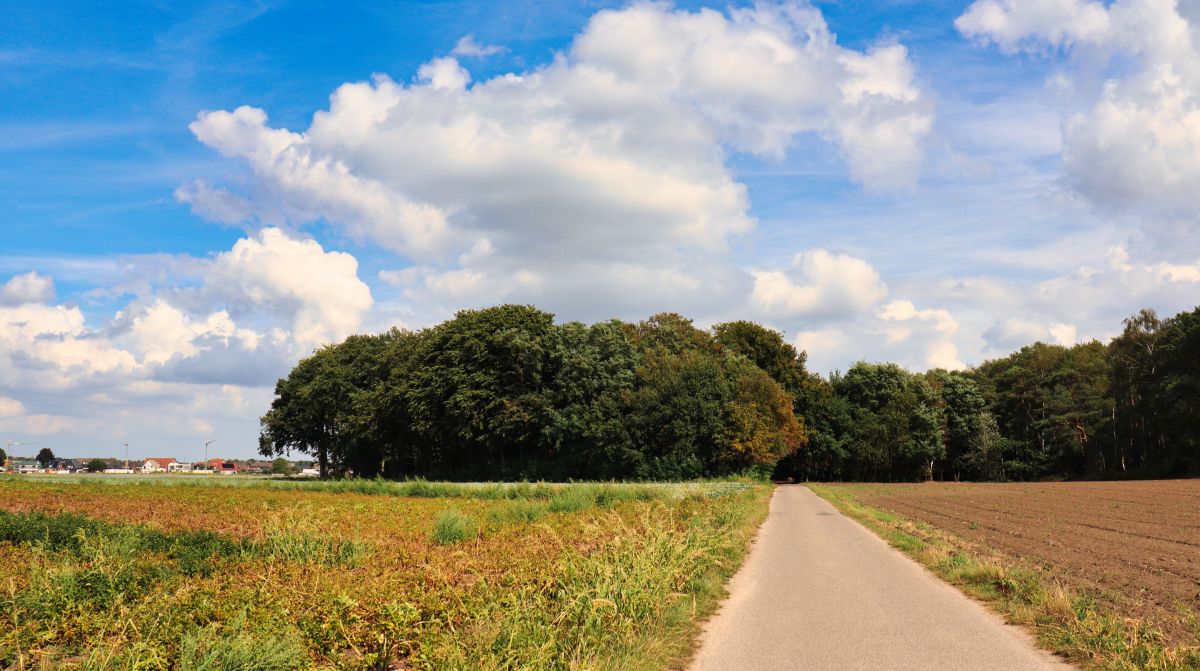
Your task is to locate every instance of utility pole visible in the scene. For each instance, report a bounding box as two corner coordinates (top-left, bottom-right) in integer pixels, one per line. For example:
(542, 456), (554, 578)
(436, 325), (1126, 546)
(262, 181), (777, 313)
(204, 440), (215, 471)
(123, 442), (129, 471)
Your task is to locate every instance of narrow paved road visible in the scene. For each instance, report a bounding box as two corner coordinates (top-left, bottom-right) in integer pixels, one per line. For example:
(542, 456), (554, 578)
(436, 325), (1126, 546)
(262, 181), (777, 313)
(689, 485), (1071, 671)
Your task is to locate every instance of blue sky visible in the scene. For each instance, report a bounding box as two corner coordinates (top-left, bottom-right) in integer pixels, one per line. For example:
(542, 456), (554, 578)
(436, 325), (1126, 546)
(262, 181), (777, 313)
(3, 0), (1199, 459)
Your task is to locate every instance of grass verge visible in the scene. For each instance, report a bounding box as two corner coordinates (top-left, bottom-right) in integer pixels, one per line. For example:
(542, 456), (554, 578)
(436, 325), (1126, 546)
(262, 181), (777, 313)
(416, 485), (773, 670)
(807, 484), (1200, 671)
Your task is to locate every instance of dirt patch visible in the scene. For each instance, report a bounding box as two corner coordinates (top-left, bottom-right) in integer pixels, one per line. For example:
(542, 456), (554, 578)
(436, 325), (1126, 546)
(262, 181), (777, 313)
(844, 480), (1200, 646)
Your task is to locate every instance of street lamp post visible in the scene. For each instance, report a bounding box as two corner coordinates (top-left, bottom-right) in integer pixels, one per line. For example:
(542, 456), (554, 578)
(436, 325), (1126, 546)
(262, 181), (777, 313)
(4, 441), (35, 472)
(123, 442), (129, 471)
(204, 440), (215, 472)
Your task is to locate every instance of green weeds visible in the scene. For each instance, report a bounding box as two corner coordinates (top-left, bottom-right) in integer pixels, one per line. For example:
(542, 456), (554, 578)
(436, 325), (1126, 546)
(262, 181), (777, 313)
(0, 479), (769, 671)
(0, 509), (364, 570)
(179, 621), (304, 671)
(256, 512), (367, 566)
(14, 473), (750, 505)
(431, 509), (477, 546)
(419, 488), (770, 671)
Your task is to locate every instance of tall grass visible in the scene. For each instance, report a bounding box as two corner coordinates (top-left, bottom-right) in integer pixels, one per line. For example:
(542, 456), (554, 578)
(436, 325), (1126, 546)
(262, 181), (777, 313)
(17, 473), (751, 505)
(178, 623), (304, 671)
(431, 509), (477, 546)
(0, 509), (364, 569)
(419, 486), (771, 670)
(255, 514), (367, 566)
(486, 500), (550, 526)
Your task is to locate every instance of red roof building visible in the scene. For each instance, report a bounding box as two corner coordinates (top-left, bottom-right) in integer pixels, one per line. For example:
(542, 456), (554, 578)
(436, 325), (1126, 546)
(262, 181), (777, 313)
(199, 458), (237, 473)
(141, 457), (177, 472)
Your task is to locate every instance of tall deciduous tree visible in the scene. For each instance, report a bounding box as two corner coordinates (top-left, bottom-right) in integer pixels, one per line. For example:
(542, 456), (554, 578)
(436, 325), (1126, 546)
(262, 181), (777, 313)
(35, 447), (55, 468)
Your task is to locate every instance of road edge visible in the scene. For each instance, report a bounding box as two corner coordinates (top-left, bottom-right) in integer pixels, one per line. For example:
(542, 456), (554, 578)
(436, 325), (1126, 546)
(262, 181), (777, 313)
(807, 483), (1200, 670)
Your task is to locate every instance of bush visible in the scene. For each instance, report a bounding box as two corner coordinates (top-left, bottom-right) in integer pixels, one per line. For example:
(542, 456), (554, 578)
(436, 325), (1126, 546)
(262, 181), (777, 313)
(431, 509), (477, 546)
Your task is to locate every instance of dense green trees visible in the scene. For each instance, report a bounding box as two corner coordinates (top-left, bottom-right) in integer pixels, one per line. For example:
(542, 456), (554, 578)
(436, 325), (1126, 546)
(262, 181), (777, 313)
(973, 341), (1113, 479)
(262, 304), (1200, 482)
(260, 306), (804, 480)
(1107, 307), (1200, 474)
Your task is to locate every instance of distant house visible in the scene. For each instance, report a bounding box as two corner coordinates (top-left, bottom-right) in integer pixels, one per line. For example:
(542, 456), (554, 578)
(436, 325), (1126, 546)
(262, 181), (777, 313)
(167, 461), (192, 472)
(140, 458), (177, 473)
(13, 459), (41, 474)
(48, 460), (77, 474)
(234, 460), (265, 474)
(196, 458), (237, 475)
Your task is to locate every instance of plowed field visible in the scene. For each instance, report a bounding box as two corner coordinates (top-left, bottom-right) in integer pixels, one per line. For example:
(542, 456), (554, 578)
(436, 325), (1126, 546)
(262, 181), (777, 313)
(835, 480), (1200, 645)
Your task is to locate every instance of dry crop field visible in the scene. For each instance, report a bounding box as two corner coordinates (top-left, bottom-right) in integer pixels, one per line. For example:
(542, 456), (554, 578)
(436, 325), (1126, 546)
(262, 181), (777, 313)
(813, 480), (1200, 669)
(0, 476), (768, 671)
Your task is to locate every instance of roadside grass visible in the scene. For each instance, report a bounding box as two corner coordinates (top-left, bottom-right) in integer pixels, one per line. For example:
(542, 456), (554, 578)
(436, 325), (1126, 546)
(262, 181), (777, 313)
(0, 479), (769, 670)
(808, 484), (1200, 671)
(417, 489), (771, 670)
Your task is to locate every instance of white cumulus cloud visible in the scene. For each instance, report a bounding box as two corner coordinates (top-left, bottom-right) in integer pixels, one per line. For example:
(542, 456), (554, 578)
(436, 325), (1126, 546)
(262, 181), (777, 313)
(1, 271), (55, 306)
(182, 1), (931, 321)
(751, 249), (887, 320)
(958, 0), (1200, 236)
(955, 0), (1111, 52)
(206, 227), (374, 348)
(0, 396), (24, 418)
(878, 300), (965, 370)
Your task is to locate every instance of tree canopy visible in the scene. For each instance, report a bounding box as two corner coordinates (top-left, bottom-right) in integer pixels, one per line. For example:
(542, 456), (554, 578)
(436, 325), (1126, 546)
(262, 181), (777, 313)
(262, 303), (1200, 482)
(35, 448), (55, 468)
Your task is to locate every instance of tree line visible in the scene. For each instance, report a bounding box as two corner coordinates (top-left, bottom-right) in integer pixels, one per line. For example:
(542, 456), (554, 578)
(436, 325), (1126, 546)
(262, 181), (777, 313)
(260, 304), (1199, 482)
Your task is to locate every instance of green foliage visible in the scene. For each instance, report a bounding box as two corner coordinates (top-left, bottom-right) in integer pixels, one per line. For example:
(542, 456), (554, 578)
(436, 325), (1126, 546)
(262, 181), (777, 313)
(431, 509), (477, 545)
(421, 486), (770, 671)
(270, 457), (292, 475)
(975, 340), (1114, 478)
(254, 513), (366, 566)
(178, 620), (304, 671)
(827, 362), (945, 481)
(35, 447), (55, 467)
(713, 320), (809, 395)
(261, 306), (804, 481)
(259, 302), (1200, 483)
(87, 458), (108, 473)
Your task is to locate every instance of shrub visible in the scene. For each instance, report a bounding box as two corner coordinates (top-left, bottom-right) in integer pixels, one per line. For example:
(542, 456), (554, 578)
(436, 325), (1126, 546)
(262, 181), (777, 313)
(431, 509), (477, 546)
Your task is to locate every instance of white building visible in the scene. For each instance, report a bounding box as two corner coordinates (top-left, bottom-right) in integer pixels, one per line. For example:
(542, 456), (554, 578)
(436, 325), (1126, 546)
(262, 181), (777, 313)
(140, 458), (178, 473)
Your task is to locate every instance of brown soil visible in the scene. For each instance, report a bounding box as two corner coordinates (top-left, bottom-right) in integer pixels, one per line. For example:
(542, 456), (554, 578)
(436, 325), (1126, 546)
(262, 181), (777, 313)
(846, 480), (1200, 645)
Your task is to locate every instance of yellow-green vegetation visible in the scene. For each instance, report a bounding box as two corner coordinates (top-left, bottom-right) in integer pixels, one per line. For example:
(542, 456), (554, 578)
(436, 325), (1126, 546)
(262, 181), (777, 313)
(809, 484), (1200, 671)
(0, 476), (768, 670)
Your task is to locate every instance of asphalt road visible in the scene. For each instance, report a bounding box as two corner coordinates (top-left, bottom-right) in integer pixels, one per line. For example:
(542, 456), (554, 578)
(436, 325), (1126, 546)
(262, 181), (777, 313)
(689, 485), (1072, 671)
